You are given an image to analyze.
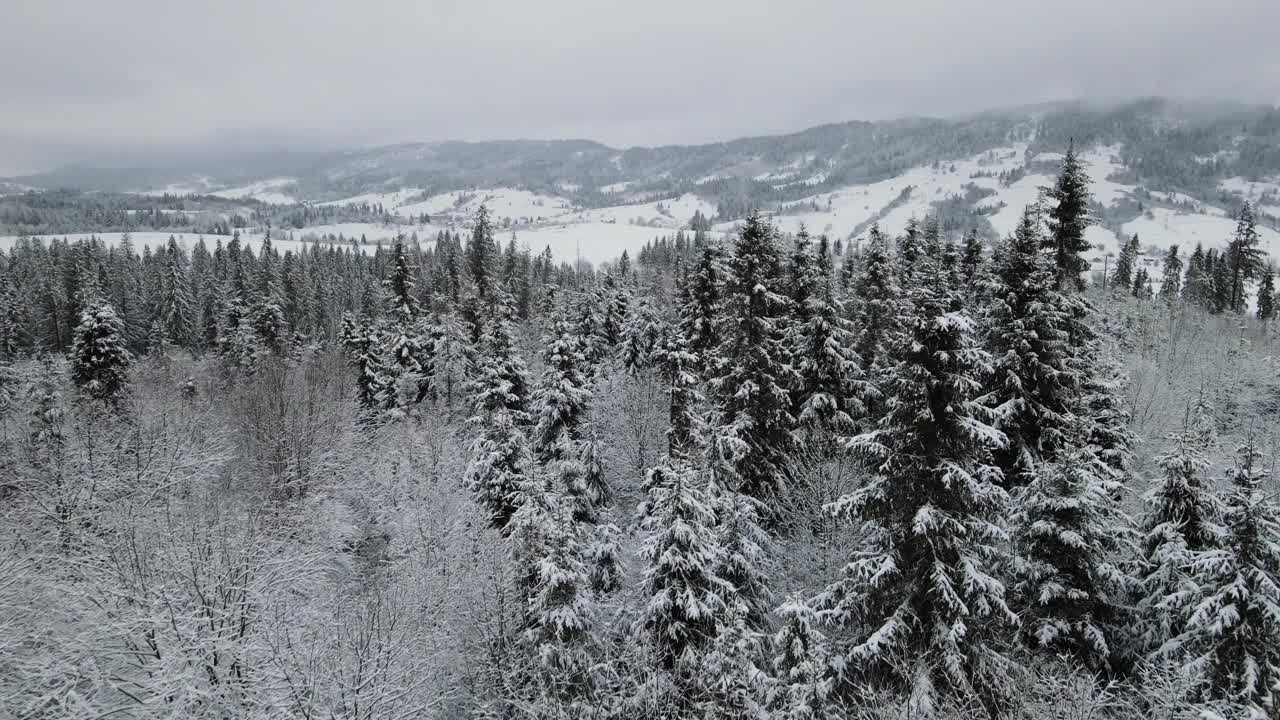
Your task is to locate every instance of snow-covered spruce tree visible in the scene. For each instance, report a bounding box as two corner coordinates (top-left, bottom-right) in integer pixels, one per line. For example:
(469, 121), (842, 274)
(818, 251), (1016, 710)
(1171, 442), (1280, 717)
(1045, 140), (1094, 292)
(771, 596), (837, 720)
(652, 312), (705, 460)
(155, 237), (195, 347)
(1257, 267), (1275, 322)
(787, 227), (818, 327)
(789, 231), (873, 437)
(598, 272), (630, 349)
(983, 206), (1077, 488)
(635, 456), (730, 702)
(1226, 203), (1266, 314)
(1132, 267), (1151, 300)
(506, 477), (600, 715)
(708, 212), (797, 519)
(1133, 421), (1224, 658)
(1010, 443), (1131, 672)
(1184, 243), (1210, 309)
(897, 217), (923, 283)
(708, 453), (774, 631)
(531, 316), (592, 465)
(680, 244), (723, 363)
(381, 238), (430, 408)
(69, 299), (132, 411)
(1114, 233), (1139, 292)
(340, 312), (389, 417)
(467, 205), (498, 305)
(851, 224), (901, 377)
(699, 602), (771, 720)
(464, 305), (534, 532)
(960, 228), (985, 295)
(1160, 245), (1184, 303)
(621, 295), (665, 375)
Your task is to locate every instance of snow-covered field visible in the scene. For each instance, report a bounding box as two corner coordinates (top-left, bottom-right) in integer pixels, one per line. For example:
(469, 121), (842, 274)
(398, 189), (573, 223)
(511, 222), (703, 266)
(563, 193), (716, 229)
(208, 177), (297, 205)
(1122, 207), (1280, 256)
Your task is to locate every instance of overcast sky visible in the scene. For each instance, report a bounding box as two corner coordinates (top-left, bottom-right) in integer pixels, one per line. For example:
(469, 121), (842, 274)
(3, 0), (1279, 175)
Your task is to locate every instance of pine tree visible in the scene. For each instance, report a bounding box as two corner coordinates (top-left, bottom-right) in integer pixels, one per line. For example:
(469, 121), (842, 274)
(1011, 444), (1130, 671)
(852, 224), (901, 376)
(1185, 244), (1210, 309)
(340, 313), (388, 416)
(960, 228), (984, 293)
(531, 317), (592, 465)
(1114, 233), (1139, 291)
(681, 245), (723, 361)
(1133, 268), (1151, 299)
(69, 300), (132, 410)
(621, 296), (664, 375)
(652, 315), (705, 459)
(1160, 245), (1184, 303)
(1210, 250), (1232, 314)
(381, 238), (429, 406)
(984, 206), (1076, 487)
(818, 251), (1015, 708)
(771, 597), (837, 720)
(508, 480), (600, 714)
(790, 232), (872, 436)
(467, 205), (498, 305)
(698, 603), (771, 720)
(1134, 422), (1224, 657)
(636, 457), (729, 673)
(1045, 141), (1094, 291)
(1226, 203), (1266, 314)
(464, 306), (533, 531)
(156, 237), (195, 346)
(1171, 442), (1280, 716)
(897, 217), (922, 282)
(709, 212), (797, 516)
(1256, 267), (1275, 322)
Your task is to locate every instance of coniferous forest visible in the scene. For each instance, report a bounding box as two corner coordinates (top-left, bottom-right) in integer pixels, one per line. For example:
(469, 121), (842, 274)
(6, 150), (1280, 720)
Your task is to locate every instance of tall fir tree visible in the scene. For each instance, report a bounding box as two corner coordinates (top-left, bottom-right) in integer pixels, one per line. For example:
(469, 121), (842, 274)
(1010, 444), (1130, 672)
(960, 227), (985, 294)
(983, 205), (1077, 488)
(1113, 233), (1139, 292)
(818, 251), (1016, 709)
(464, 305), (534, 532)
(851, 224), (901, 376)
(1184, 243), (1210, 309)
(1171, 442), (1280, 717)
(1133, 420), (1224, 658)
(1256, 267), (1275, 322)
(69, 300), (132, 411)
(1225, 203), (1266, 314)
(708, 212), (797, 517)
(1160, 245), (1184, 303)
(1045, 141), (1094, 291)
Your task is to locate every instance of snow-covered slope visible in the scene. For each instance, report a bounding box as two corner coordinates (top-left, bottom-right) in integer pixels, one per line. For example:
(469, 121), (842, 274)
(208, 177), (297, 205)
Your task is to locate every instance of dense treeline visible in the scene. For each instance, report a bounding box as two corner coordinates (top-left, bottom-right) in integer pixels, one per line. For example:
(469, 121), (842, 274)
(3, 149), (1280, 719)
(0, 189), (396, 236)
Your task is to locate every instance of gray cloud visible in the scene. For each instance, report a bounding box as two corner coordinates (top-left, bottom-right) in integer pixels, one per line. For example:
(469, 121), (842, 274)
(3, 0), (1279, 175)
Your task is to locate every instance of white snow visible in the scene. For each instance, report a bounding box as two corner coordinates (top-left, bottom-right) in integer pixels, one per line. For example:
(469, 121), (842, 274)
(317, 188), (426, 209)
(564, 193), (716, 229)
(207, 177), (298, 205)
(1220, 176), (1280, 201)
(1121, 207), (1280, 257)
(397, 188), (573, 224)
(599, 181), (633, 193)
